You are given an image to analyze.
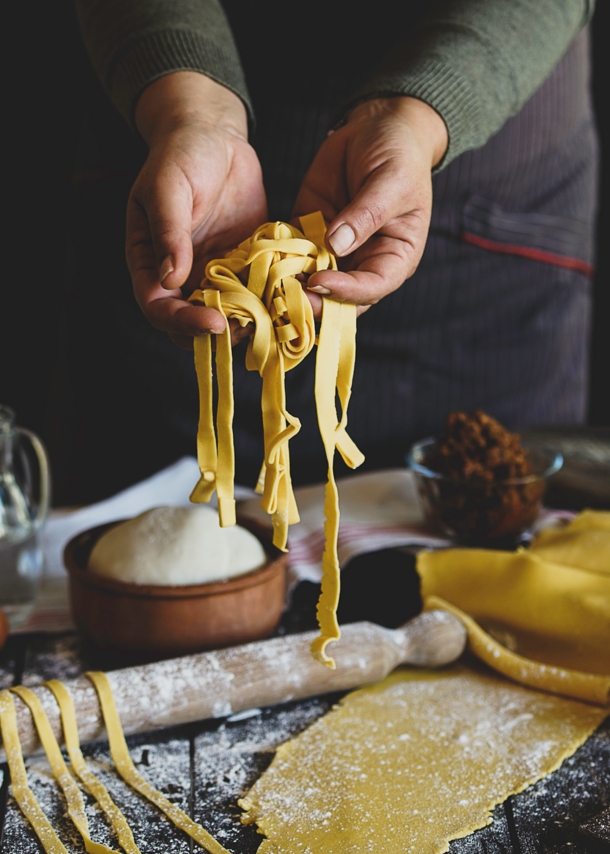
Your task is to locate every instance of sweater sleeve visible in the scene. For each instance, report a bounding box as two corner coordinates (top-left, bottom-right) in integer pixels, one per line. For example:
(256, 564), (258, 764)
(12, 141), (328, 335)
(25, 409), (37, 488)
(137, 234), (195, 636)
(76, 0), (594, 165)
(342, 0), (595, 167)
(74, 0), (253, 129)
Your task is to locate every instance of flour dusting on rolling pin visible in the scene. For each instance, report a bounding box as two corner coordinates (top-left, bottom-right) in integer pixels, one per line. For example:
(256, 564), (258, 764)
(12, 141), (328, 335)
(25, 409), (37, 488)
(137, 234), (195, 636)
(5, 610), (466, 760)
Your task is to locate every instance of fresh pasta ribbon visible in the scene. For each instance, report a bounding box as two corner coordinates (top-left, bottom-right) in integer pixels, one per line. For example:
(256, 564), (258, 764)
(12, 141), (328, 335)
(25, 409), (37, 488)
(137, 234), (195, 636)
(10, 686), (119, 854)
(311, 298), (364, 667)
(44, 679), (141, 854)
(0, 689), (70, 854)
(86, 671), (232, 854)
(188, 212), (364, 666)
(1, 678), (231, 854)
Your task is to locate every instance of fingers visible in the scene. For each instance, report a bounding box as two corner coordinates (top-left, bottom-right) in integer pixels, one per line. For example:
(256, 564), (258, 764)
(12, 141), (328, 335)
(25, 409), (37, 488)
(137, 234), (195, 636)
(307, 198), (431, 306)
(126, 164), (195, 292)
(169, 320), (255, 350)
(307, 245), (414, 305)
(325, 160), (417, 258)
(130, 246), (227, 337)
(127, 201), (204, 336)
(148, 298), (227, 336)
(293, 97), (449, 311)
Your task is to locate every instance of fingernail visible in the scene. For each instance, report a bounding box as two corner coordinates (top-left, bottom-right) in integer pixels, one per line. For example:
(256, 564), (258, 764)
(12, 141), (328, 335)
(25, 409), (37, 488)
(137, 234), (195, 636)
(328, 223), (356, 256)
(307, 285), (332, 295)
(160, 255), (175, 284)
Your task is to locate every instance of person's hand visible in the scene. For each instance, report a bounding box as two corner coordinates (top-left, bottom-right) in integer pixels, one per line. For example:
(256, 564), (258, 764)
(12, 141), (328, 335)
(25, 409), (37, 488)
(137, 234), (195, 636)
(292, 96), (448, 317)
(127, 72), (267, 347)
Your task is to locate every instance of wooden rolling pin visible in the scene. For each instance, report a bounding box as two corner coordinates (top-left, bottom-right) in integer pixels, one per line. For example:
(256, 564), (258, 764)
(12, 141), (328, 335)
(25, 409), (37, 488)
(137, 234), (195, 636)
(4, 610), (466, 760)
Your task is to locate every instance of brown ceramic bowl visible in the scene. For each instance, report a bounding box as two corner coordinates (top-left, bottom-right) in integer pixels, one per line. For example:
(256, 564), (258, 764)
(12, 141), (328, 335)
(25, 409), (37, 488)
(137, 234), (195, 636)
(64, 516), (287, 661)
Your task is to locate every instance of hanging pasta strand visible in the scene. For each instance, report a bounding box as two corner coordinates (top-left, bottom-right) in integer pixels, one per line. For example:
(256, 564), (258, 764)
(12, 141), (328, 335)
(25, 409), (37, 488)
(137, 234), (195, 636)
(188, 212), (364, 666)
(311, 298), (364, 666)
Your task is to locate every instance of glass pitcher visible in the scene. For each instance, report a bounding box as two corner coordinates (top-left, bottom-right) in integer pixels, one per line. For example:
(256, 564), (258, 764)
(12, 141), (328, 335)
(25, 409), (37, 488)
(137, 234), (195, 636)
(0, 405), (50, 628)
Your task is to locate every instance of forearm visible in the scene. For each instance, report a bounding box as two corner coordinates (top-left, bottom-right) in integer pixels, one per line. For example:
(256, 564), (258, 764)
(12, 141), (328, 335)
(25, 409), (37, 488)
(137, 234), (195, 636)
(75, 0), (253, 130)
(343, 0), (595, 167)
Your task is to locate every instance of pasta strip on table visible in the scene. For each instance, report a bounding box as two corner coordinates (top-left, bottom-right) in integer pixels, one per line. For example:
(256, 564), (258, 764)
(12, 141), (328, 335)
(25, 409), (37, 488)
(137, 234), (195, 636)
(0, 689), (69, 854)
(86, 671), (232, 854)
(10, 685), (119, 854)
(44, 679), (141, 854)
(1, 678), (231, 854)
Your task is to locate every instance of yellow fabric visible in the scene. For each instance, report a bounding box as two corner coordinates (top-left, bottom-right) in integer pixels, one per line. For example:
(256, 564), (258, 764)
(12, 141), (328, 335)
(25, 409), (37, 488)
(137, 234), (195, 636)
(188, 212), (364, 667)
(0, 689), (69, 854)
(86, 671), (232, 854)
(10, 686), (119, 854)
(417, 510), (610, 704)
(44, 679), (141, 854)
(240, 663), (607, 854)
(564, 509), (610, 530)
(529, 510), (610, 575)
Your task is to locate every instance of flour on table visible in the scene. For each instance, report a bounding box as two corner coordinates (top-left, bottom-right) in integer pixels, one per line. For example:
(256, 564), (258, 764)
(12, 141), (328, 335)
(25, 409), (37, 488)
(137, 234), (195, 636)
(241, 662), (607, 854)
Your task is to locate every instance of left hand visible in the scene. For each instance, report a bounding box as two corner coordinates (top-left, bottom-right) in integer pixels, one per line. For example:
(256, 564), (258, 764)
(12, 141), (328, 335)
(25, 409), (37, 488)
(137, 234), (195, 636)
(292, 96), (448, 317)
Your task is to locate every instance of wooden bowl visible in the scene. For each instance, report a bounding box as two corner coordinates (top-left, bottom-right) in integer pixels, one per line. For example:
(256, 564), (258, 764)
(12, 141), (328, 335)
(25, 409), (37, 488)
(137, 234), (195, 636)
(64, 516), (287, 661)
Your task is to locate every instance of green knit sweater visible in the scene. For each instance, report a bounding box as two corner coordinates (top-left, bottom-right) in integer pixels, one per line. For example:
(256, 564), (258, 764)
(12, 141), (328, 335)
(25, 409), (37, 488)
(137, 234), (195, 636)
(75, 0), (595, 167)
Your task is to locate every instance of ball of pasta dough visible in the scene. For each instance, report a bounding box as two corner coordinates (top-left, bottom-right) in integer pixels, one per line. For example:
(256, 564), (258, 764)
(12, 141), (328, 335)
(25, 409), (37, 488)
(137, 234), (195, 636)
(88, 506), (267, 586)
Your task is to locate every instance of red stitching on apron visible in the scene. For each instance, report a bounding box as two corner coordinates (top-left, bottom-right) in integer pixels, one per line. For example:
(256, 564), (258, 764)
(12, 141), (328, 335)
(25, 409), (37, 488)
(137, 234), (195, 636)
(462, 232), (594, 277)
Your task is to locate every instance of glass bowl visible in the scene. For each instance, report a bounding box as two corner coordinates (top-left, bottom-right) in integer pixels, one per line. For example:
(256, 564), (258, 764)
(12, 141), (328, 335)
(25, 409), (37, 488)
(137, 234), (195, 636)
(407, 437), (563, 546)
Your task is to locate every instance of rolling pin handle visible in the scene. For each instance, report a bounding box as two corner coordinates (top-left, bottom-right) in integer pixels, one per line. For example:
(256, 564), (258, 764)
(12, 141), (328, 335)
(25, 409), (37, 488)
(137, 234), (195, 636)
(394, 610), (467, 668)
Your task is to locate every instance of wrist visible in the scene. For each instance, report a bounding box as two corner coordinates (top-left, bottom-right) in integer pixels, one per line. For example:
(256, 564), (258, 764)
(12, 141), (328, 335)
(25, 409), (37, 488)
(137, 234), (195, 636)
(347, 96), (448, 169)
(135, 71), (249, 146)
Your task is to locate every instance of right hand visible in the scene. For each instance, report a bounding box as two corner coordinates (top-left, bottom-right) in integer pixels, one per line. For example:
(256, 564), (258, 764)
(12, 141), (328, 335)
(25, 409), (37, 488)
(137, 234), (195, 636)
(127, 72), (267, 348)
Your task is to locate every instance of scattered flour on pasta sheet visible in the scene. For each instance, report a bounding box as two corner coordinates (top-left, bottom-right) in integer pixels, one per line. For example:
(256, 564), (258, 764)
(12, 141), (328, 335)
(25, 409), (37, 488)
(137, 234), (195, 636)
(240, 662), (607, 854)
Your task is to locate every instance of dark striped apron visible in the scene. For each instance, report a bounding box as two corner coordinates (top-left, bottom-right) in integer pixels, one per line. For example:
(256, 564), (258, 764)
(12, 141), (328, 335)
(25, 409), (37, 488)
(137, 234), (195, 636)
(67, 22), (597, 498)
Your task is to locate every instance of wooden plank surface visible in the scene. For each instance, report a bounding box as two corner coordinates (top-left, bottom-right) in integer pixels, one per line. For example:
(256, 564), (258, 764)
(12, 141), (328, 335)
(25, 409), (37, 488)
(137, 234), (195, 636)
(1, 620), (608, 853)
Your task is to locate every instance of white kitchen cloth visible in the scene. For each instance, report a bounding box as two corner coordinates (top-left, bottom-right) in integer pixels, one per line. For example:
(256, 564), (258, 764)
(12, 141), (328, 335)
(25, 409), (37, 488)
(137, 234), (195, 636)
(15, 460), (573, 634)
(239, 468), (452, 588)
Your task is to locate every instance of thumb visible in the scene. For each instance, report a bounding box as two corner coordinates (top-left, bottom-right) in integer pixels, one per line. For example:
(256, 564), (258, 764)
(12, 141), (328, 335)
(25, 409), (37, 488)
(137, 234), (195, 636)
(140, 172), (195, 290)
(325, 161), (408, 257)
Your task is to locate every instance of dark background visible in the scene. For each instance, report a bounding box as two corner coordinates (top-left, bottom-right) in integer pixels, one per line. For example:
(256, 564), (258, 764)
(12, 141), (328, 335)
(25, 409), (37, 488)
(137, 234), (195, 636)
(2, 1), (609, 506)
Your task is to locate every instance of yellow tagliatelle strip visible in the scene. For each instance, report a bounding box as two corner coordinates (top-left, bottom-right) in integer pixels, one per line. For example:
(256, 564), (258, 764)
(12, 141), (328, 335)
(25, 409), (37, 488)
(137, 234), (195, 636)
(0, 689), (69, 854)
(10, 686), (119, 854)
(86, 671), (232, 854)
(311, 298), (364, 666)
(44, 679), (141, 854)
(189, 212), (364, 666)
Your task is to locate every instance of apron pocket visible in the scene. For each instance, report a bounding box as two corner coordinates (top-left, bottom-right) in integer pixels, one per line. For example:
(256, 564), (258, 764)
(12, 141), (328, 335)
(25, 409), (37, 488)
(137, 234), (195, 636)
(462, 195), (593, 276)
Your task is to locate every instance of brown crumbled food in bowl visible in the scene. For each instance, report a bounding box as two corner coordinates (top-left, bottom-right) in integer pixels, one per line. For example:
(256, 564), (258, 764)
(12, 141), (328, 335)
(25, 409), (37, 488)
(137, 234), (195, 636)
(423, 410), (543, 543)
(426, 410), (532, 482)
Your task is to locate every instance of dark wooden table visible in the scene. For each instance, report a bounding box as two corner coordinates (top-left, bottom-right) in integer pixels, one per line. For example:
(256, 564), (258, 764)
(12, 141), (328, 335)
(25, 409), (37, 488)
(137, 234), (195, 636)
(2, 430), (610, 852)
(1, 608), (608, 854)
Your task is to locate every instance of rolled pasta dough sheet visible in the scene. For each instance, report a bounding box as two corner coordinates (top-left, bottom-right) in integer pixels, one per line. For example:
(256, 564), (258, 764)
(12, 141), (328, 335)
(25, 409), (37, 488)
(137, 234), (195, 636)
(240, 664), (607, 854)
